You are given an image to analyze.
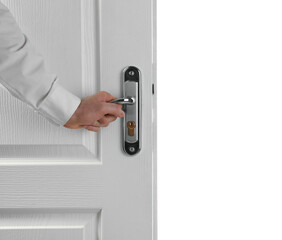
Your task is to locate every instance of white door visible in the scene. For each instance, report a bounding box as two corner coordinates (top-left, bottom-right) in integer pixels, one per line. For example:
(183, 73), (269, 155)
(0, 0), (157, 240)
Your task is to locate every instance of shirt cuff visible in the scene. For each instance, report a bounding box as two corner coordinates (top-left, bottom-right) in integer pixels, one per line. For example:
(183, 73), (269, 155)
(38, 82), (81, 126)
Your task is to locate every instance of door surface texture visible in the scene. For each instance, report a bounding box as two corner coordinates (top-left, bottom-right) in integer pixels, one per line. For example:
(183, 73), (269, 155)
(0, 0), (157, 240)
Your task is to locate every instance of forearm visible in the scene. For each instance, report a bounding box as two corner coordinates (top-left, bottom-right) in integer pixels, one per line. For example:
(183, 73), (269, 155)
(0, 2), (81, 125)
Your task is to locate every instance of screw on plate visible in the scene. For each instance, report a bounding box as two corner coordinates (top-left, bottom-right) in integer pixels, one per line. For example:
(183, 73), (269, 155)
(129, 147), (135, 152)
(128, 70), (135, 76)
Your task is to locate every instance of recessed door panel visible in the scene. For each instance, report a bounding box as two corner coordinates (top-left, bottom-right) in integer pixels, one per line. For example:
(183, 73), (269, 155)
(0, 0), (100, 160)
(0, 210), (101, 240)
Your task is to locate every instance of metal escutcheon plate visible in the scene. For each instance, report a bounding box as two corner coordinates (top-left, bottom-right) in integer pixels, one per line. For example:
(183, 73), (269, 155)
(122, 66), (141, 155)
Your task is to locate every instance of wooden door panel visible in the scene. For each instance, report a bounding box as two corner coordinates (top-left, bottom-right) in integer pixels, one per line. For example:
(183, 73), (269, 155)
(0, 210), (101, 240)
(0, 0), (100, 160)
(0, 166), (103, 208)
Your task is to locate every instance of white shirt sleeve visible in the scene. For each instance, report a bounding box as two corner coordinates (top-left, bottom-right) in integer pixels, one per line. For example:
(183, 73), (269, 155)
(0, 2), (81, 126)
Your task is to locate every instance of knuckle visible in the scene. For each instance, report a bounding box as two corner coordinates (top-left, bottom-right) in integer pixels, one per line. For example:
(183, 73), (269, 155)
(91, 121), (97, 126)
(99, 118), (106, 124)
(88, 126), (100, 132)
(98, 91), (110, 100)
(99, 91), (108, 95)
(107, 118), (114, 124)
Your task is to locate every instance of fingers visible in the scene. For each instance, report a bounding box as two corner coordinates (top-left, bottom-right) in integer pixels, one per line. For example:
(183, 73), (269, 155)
(97, 91), (117, 102)
(94, 91), (125, 117)
(99, 115), (118, 125)
(102, 103), (125, 117)
(92, 116), (115, 127)
(90, 121), (107, 127)
(84, 126), (101, 132)
(83, 114), (119, 132)
(65, 91), (124, 132)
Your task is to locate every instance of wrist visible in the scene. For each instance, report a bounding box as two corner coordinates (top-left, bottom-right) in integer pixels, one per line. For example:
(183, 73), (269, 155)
(64, 99), (83, 128)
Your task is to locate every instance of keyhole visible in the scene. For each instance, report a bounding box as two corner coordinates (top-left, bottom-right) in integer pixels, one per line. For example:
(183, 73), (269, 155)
(127, 121), (136, 137)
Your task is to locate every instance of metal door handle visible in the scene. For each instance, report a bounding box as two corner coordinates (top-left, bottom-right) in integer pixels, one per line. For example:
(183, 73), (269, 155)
(110, 66), (141, 156)
(110, 97), (135, 105)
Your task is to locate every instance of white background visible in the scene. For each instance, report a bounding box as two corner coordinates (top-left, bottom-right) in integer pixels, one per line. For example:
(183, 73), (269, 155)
(158, 0), (282, 239)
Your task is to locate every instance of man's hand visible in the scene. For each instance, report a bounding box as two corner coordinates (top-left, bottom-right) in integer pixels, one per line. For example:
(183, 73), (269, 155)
(64, 91), (124, 132)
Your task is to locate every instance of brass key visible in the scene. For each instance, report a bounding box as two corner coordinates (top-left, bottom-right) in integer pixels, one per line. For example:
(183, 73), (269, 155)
(127, 121), (136, 136)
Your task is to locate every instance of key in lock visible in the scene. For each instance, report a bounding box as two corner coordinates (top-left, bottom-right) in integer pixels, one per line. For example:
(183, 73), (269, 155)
(127, 121), (136, 137)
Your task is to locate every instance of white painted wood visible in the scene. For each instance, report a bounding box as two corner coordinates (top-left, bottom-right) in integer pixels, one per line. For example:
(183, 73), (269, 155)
(1, 229), (83, 240)
(0, 0), (156, 239)
(0, 0), (99, 158)
(0, 210), (100, 240)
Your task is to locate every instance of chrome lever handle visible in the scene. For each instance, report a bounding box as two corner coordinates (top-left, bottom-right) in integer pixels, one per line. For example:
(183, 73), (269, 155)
(110, 97), (135, 105)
